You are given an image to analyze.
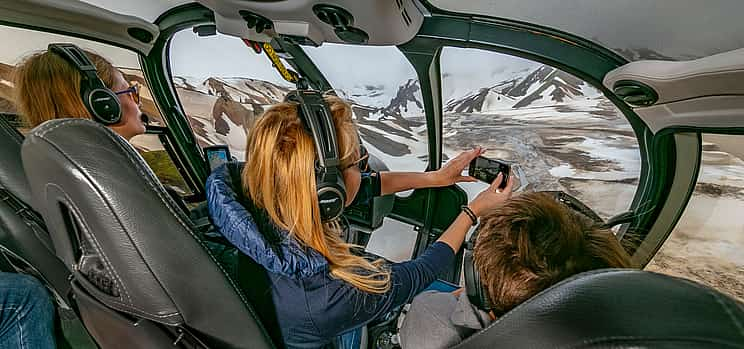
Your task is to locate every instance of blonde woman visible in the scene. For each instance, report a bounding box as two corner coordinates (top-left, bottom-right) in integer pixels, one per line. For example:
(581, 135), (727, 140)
(207, 95), (513, 348)
(13, 45), (145, 139)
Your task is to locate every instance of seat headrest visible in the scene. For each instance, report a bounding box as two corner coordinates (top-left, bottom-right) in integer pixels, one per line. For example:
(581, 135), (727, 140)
(456, 269), (744, 349)
(0, 116), (32, 203)
(22, 119), (273, 348)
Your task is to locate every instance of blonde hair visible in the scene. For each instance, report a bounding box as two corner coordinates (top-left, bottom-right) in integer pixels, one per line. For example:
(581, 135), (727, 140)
(13, 49), (117, 128)
(243, 95), (391, 293)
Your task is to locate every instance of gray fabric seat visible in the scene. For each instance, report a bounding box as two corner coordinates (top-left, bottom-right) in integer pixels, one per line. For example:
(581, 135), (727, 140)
(22, 118), (275, 349)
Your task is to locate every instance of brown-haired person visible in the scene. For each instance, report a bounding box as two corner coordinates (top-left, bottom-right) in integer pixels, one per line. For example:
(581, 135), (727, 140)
(399, 192), (633, 349)
(13, 45), (145, 139)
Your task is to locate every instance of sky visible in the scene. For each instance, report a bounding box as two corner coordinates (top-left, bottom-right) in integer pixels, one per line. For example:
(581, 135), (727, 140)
(169, 30), (290, 85)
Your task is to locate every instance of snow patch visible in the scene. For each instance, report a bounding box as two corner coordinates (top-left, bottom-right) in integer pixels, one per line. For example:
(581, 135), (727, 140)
(550, 164), (576, 177)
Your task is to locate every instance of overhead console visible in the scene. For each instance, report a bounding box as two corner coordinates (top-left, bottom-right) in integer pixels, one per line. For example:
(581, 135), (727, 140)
(195, 0), (425, 46)
(604, 48), (744, 133)
(0, 0), (159, 54)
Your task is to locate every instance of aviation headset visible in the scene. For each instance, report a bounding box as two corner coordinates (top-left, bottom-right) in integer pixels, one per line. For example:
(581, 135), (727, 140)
(463, 191), (608, 310)
(48, 43), (122, 125)
(285, 89), (347, 222)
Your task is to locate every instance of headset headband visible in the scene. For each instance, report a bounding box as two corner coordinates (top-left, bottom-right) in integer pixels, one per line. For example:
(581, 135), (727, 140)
(286, 90), (341, 170)
(49, 44), (101, 87)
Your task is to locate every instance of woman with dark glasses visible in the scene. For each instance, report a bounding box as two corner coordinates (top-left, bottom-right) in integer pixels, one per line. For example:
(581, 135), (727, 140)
(14, 47), (146, 140)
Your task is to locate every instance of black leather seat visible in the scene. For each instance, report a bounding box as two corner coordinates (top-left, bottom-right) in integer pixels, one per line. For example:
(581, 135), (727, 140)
(22, 119), (275, 349)
(455, 269), (744, 349)
(0, 115), (71, 306)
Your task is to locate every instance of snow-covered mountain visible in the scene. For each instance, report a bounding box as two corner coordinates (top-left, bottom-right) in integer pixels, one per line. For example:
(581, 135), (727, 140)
(444, 65), (603, 112)
(173, 75), (427, 161)
(171, 62), (614, 163)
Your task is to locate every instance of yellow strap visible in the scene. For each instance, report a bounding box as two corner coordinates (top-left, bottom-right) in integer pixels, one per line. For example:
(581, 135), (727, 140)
(262, 43), (299, 83)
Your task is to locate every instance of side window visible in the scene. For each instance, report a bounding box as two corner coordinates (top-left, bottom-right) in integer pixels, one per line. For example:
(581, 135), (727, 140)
(169, 30), (294, 160)
(440, 47), (641, 219)
(130, 133), (192, 196)
(646, 134), (744, 302)
(0, 25), (187, 193)
(303, 44), (428, 172)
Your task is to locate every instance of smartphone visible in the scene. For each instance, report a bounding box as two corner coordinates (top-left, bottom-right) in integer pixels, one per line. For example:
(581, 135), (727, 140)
(203, 145), (231, 172)
(469, 156), (510, 189)
(423, 279), (461, 293)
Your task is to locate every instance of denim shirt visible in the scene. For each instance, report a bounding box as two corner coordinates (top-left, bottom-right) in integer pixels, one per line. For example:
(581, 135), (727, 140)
(206, 164), (455, 348)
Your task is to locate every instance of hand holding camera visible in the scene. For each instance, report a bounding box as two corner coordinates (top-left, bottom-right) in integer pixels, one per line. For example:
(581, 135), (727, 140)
(468, 172), (515, 217)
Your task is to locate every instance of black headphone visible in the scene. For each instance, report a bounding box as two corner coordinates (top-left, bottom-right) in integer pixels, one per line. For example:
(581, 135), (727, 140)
(463, 227), (493, 310)
(48, 43), (122, 125)
(463, 191), (609, 310)
(285, 90), (346, 222)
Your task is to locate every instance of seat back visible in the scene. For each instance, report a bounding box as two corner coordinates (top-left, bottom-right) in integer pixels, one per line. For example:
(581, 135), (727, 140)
(22, 119), (274, 349)
(0, 115), (71, 305)
(456, 269), (744, 349)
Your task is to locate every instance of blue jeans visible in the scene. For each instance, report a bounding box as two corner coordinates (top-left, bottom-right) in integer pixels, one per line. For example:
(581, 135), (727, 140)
(334, 326), (363, 349)
(0, 273), (55, 349)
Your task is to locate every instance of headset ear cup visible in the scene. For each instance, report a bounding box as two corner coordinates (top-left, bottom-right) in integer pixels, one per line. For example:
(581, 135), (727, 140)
(464, 230), (494, 311)
(316, 164), (346, 222)
(49, 43), (121, 125)
(463, 247), (483, 309)
(85, 88), (121, 125)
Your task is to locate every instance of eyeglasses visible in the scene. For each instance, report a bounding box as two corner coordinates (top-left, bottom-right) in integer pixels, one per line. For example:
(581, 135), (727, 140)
(344, 145), (370, 172)
(115, 84), (140, 106)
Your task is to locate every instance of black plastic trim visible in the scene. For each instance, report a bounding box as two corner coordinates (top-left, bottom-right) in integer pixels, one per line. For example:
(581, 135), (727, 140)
(633, 131), (701, 266)
(147, 3), (217, 189)
(613, 80), (659, 107)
